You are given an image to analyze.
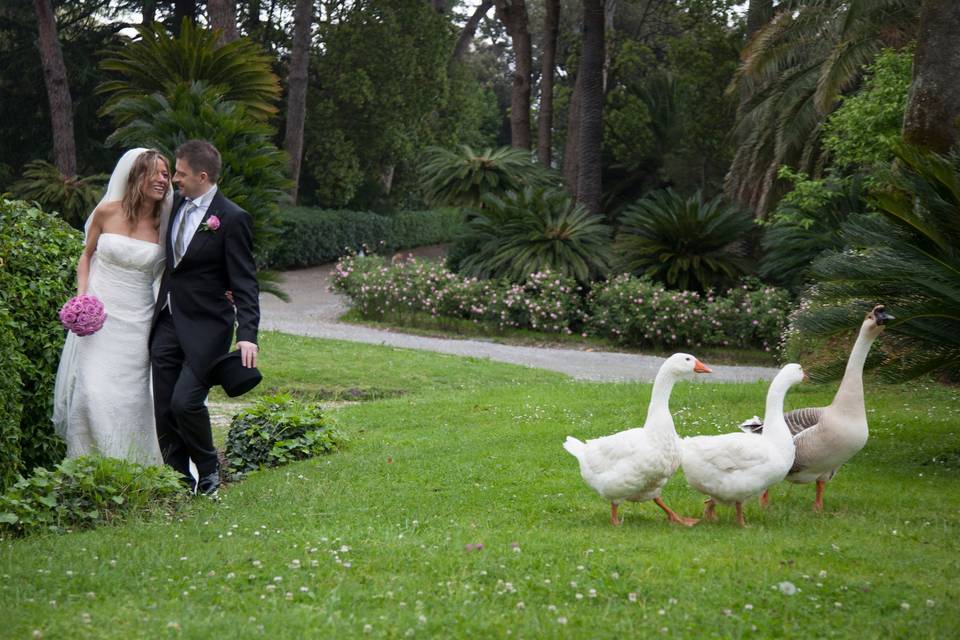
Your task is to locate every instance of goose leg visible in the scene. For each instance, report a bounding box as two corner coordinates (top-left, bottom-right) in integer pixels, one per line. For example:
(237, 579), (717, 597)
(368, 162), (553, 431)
(703, 499), (718, 522)
(759, 489), (770, 508)
(654, 497), (698, 526)
(611, 502), (622, 526)
(813, 479), (825, 512)
(735, 502), (747, 527)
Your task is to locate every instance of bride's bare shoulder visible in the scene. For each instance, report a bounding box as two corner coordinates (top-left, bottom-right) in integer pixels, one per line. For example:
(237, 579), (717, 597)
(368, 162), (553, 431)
(90, 200), (123, 226)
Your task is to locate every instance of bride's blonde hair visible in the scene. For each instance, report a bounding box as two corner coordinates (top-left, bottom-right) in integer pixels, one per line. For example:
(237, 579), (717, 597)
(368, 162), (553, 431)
(121, 149), (169, 228)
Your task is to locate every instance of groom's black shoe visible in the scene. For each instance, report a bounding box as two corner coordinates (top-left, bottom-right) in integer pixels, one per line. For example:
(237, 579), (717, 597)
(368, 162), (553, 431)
(179, 474), (197, 494)
(197, 469), (220, 499)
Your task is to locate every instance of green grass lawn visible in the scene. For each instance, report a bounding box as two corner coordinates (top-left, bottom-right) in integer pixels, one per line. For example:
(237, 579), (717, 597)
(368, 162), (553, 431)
(3, 333), (959, 638)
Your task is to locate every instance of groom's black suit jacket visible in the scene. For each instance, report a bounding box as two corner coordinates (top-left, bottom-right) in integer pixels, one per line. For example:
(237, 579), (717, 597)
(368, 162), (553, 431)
(151, 189), (260, 382)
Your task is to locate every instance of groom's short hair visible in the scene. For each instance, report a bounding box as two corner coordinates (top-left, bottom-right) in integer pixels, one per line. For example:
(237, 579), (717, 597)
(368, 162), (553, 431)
(176, 140), (222, 182)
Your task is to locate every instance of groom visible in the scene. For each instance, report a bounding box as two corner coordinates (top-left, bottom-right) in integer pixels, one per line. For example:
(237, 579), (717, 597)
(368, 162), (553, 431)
(150, 139), (260, 496)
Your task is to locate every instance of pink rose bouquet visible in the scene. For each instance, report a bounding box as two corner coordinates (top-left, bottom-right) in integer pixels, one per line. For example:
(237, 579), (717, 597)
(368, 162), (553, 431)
(59, 294), (107, 336)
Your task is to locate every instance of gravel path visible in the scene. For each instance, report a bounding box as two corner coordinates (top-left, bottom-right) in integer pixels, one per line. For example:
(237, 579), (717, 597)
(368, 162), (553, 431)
(259, 250), (779, 383)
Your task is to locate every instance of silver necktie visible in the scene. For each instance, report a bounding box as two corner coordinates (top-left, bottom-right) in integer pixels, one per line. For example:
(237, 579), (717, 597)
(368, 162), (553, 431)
(173, 200), (197, 266)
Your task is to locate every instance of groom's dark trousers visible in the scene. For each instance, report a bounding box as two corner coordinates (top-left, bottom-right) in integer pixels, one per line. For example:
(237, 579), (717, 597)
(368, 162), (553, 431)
(150, 189), (259, 485)
(151, 308), (219, 479)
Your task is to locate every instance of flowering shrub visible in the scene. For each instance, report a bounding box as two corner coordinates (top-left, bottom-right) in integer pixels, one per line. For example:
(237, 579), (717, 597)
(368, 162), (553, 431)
(587, 276), (788, 351)
(333, 255), (586, 334)
(334, 256), (790, 349)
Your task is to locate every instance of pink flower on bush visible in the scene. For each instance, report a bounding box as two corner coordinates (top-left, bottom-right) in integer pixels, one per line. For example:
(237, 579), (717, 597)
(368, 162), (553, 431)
(59, 294), (106, 336)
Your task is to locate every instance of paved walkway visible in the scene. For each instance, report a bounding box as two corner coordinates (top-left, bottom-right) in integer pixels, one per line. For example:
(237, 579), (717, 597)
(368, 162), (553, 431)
(259, 251), (778, 383)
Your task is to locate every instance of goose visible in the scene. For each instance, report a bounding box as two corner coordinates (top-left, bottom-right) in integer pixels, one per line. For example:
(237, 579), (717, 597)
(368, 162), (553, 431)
(739, 304), (893, 510)
(563, 353), (711, 527)
(680, 364), (805, 526)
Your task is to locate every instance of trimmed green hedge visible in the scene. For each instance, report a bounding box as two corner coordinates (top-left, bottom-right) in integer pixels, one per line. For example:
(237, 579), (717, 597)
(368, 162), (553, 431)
(267, 207), (463, 269)
(0, 306), (26, 492)
(0, 199), (83, 489)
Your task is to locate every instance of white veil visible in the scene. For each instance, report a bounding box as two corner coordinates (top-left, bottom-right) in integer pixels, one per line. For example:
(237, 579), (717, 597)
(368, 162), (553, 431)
(53, 148), (173, 437)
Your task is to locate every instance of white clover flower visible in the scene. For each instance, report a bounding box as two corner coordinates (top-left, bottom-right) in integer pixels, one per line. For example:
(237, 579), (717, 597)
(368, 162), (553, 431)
(778, 581), (797, 596)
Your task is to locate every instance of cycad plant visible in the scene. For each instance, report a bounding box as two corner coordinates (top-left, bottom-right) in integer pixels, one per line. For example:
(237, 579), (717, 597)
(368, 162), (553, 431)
(726, 0), (918, 214)
(614, 189), (754, 292)
(459, 187), (612, 284)
(420, 145), (556, 210)
(9, 161), (107, 228)
(98, 19), (280, 122)
(790, 142), (960, 382)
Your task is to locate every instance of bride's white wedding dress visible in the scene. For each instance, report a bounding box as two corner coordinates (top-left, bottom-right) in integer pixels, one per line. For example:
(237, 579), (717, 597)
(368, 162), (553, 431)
(53, 233), (164, 465)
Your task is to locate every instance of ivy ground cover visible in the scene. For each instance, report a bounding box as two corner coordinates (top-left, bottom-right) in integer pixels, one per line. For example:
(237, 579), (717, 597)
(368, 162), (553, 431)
(2, 332), (958, 638)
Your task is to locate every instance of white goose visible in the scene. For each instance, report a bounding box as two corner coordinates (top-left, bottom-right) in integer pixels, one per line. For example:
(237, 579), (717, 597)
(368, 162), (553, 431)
(740, 304), (893, 510)
(563, 353), (711, 526)
(681, 363), (805, 526)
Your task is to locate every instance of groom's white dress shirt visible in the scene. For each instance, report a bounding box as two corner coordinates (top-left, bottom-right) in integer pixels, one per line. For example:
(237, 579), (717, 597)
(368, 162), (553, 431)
(172, 184), (218, 257)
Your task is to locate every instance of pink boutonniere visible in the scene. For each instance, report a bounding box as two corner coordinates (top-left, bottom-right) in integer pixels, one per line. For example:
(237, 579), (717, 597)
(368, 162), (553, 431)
(201, 215), (221, 232)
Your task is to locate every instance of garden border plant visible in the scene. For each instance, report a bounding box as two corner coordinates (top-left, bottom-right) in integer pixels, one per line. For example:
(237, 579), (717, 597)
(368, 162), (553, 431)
(333, 255), (789, 352)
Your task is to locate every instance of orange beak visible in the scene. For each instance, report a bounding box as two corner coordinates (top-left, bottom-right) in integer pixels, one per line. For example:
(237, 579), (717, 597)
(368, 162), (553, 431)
(694, 359), (712, 374)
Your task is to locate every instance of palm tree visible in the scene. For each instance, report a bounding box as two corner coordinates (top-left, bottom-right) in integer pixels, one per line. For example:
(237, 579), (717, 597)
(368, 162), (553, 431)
(792, 143), (960, 381)
(460, 187), (612, 283)
(10, 160), (107, 228)
(98, 19), (280, 123)
(726, 0), (918, 215)
(614, 189), (755, 292)
(575, 0), (605, 216)
(494, 0), (533, 149)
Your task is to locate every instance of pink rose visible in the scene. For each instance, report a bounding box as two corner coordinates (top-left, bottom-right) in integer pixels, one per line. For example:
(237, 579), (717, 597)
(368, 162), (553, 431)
(205, 215), (221, 231)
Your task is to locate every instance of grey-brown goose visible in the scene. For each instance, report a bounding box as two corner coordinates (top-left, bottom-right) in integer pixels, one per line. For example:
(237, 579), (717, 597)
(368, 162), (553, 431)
(739, 304), (893, 511)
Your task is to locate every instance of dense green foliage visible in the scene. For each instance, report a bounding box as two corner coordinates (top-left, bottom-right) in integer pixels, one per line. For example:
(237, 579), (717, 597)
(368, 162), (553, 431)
(9, 160), (107, 228)
(225, 394), (345, 476)
(459, 188), (612, 284)
(727, 0), (918, 214)
(788, 143), (960, 382)
(759, 170), (867, 292)
(614, 189), (754, 292)
(302, 0), (499, 209)
(268, 207), (463, 269)
(0, 307), (26, 493)
(822, 49), (913, 172)
(0, 200), (83, 478)
(0, 456), (186, 536)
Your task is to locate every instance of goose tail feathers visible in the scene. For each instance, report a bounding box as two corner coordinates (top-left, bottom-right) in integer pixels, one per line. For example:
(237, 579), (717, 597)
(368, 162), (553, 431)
(563, 436), (586, 460)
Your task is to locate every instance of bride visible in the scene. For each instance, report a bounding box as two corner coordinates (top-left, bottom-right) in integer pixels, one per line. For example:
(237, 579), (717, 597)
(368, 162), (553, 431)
(52, 148), (173, 465)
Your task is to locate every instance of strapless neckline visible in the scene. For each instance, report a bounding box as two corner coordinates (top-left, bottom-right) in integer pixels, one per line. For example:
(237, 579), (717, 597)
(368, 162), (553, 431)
(100, 232), (161, 247)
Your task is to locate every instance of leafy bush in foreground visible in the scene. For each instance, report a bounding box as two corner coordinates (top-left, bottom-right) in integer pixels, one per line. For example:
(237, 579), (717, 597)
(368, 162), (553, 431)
(225, 394), (346, 476)
(0, 199), (83, 478)
(0, 456), (186, 537)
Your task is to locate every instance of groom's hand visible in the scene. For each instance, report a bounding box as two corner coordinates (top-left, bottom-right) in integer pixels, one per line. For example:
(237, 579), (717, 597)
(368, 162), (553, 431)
(237, 341), (258, 368)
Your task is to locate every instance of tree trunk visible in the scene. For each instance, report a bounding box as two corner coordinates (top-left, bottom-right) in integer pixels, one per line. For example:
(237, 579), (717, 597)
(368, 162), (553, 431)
(33, 0), (76, 177)
(575, 0), (604, 215)
(746, 0), (773, 38)
(563, 72), (583, 196)
(902, 0), (960, 153)
(209, 0), (239, 45)
(538, 0), (560, 166)
(143, 0), (157, 25)
(452, 0), (494, 62)
(495, 0), (533, 149)
(174, 0), (198, 33)
(245, 0), (261, 34)
(430, 0), (447, 13)
(283, 0), (313, 204)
